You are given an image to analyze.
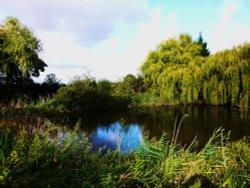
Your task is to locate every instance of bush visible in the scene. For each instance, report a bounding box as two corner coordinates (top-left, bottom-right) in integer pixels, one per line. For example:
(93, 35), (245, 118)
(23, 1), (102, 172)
(50, 77), (130, 114)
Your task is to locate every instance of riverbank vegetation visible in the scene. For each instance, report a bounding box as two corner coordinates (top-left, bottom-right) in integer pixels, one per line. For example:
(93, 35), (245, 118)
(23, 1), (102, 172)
(30, 34), (250, 112)
(34, 34), (250, 113)
(0, 122), (249, 187)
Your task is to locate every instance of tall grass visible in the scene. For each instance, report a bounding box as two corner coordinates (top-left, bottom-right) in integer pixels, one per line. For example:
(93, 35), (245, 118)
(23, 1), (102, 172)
(0, 120), (249, 187)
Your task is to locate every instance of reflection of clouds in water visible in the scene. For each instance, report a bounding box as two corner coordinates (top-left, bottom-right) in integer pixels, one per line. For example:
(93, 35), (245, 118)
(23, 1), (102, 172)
(95, 122), (121, 142)
(121, 125), (143, 153)
(109, 133), (120, 142)
(92, 122), (142, 153)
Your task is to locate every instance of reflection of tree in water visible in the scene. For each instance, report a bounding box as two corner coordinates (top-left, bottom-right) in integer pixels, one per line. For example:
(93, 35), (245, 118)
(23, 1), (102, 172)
(133, 106), (250, 147)
(1, 106), (250, 149)
(56, 106), (250, 148)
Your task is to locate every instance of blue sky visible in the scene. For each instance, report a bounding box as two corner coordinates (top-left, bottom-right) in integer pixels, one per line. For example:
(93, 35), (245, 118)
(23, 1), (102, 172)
(0, 0), (249, 83)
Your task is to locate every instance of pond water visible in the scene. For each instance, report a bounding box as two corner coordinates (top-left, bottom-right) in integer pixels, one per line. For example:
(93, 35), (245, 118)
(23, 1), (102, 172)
(83, 106), (250, 153)
(1, 106), (250, 153)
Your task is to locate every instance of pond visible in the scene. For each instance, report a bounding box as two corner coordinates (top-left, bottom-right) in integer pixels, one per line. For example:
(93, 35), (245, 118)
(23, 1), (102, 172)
(82, 106), (250, 153)
(1, 106), (250, 153)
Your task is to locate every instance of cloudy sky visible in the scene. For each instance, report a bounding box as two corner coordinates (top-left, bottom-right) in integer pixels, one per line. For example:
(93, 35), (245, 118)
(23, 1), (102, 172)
(0, 0), (250, 83)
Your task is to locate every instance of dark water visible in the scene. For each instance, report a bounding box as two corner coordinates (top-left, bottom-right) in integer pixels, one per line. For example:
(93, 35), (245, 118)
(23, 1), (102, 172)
(1, 106), (250, 153)
(55, 106), (250, 153)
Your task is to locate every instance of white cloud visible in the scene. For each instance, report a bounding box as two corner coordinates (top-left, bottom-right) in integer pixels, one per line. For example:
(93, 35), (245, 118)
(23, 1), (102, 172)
(0, 0), (150, 46)
(34, 7), (179, 83)
(233, 23), (250, 43)
(209, 0), (250, 52)
(166, 11), (177, 23)
(0, 12), (8, 22)
(132, 9), (179, 54)
(1, 1), (180, 83)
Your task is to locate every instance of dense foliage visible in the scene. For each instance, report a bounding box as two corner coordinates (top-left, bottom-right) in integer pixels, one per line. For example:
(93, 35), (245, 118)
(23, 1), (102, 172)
(202, 44), (250, 108)
(49, 77), (131, 114)
(0, 123), (249, 187)
(0, 17), (46, 84)
(0, 17), (59, 108)
(0, 74), (62, 108)
(140, 34), (250, 109)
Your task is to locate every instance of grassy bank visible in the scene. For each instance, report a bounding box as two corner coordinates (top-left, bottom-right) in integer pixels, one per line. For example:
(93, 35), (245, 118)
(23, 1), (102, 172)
(0, 121), (249, 187)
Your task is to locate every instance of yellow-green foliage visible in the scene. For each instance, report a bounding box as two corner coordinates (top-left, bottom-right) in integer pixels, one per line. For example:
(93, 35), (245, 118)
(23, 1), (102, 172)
(140, 34), (250, 109)
(0, 17), (46, 84)
(202, 44), (250, 108)
(141, 34), (206, 104)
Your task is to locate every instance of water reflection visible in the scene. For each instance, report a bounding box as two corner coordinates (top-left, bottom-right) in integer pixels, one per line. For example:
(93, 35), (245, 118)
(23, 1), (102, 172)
(90, 122), (142, 153)
(0, 106), (249, 153)
(80, 106), (250, 152)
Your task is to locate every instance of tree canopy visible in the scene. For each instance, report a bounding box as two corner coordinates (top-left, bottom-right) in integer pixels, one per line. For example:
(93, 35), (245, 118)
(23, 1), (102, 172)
(0, 17), (46, 84)
(140, 34), (205, 104)
(140, 34), (250, 109)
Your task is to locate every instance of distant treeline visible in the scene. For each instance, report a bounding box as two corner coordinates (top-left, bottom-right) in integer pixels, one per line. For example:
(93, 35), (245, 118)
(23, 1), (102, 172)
(45, 77), (137, 114)
(0, 82), (61, 107)
(36, 34), (250, 113)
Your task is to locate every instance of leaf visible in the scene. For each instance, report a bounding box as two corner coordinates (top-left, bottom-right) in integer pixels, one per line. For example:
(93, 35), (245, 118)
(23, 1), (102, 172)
(222, 175), (232, 187)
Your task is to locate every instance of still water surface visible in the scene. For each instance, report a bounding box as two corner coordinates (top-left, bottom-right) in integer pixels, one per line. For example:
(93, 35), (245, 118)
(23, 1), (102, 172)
(70, 106), (250, 153)
(1, 106), (250, 153)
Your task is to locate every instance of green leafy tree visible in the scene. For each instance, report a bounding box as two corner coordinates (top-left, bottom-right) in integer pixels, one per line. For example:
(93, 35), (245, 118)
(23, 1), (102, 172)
(196, 32), (210, 57)
(0, 17), (46, 84)
(140, 33), (249, 109)
(52, 77), (130, 113)
(97, 79), (112, 95)
(140, 34), (204, 104)
(202, 43), (250, 108)
(43, 73), (61, 86)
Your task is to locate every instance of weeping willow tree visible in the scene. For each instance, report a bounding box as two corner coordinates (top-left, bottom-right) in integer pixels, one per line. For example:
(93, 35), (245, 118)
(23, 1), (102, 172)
(140, 34), (250, 109)
(140, 34), (205, 104)
(202, 43), (250, 108)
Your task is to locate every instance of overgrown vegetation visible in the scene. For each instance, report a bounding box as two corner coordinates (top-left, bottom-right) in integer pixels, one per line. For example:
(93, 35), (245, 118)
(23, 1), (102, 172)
(0, 122), (249, 187)
(46, 77), (131, 114)
(0, 81), (61, 108)
(0, 17), (62, 108)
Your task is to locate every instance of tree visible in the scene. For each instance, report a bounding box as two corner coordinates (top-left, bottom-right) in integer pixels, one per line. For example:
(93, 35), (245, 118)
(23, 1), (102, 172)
(196, 32), (210, 57)
(97, 79), (112, 95)
(0, 17), (46, 84)
(140, 33), (249, 108)
(52, 77), (130, 113)
(140, 34), (205, 104)
(43, 73), (61, 86)
(201, 43), (250, 108)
